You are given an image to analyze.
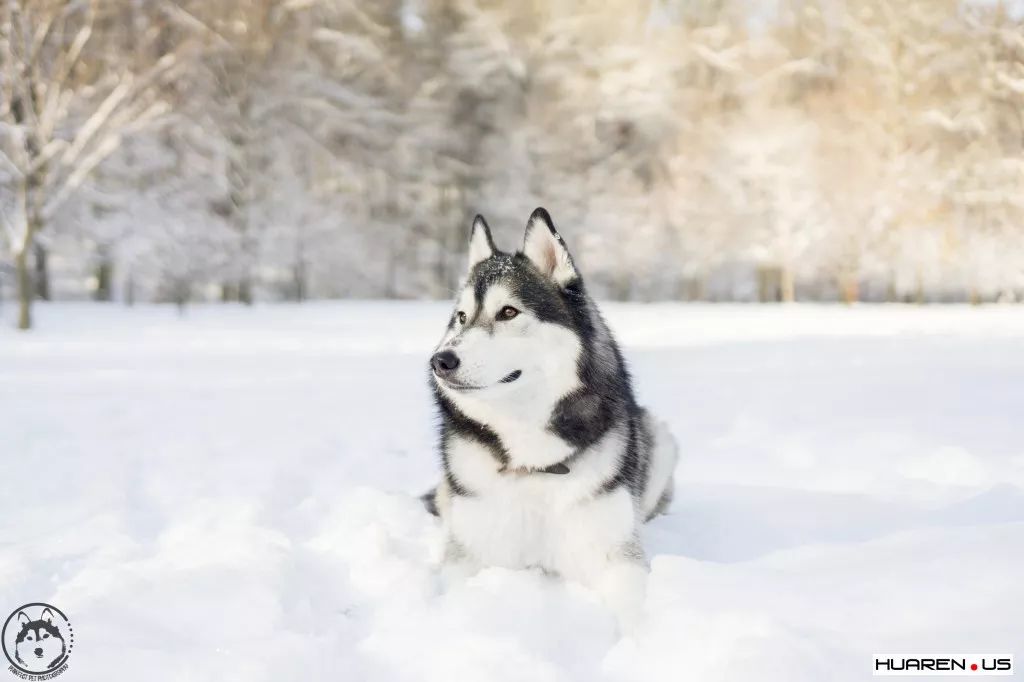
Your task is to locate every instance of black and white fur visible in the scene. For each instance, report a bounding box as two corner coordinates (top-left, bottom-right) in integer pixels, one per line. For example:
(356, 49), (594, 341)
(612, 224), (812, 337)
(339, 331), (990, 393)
(13, 608), (66, 673)
(426, 208), (678, 620)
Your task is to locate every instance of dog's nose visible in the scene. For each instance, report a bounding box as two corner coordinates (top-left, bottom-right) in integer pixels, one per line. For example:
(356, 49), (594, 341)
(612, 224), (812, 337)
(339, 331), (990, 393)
(431, 350), (460, 374)
(34, 648), (42, 656)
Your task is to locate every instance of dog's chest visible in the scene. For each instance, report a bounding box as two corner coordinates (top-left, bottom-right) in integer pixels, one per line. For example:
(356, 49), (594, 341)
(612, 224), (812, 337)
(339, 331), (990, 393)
(450, 479), (571, 569)
(449, 479), (634, 581)
(444, 431), (635, 577)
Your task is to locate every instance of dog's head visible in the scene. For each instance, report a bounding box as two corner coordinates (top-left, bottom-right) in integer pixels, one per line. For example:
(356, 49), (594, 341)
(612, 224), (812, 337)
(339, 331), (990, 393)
(13, 608), (66, 672)
(431, 208), (585, 410)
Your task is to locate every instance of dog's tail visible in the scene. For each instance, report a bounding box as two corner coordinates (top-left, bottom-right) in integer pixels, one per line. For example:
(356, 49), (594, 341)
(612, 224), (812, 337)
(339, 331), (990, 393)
(641, 411), (679, 522)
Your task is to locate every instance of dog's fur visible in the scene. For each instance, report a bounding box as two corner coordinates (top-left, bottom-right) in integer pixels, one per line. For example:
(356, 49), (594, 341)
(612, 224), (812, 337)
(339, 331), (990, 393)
(13, 608), (66, 672)
(425, 208), (678, 619)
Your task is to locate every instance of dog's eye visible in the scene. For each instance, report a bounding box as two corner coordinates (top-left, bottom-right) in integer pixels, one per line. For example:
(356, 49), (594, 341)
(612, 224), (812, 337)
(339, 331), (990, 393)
(456, 311), (466, 325)
(42, 633), (49, 639)
(497, 306), (520, 321)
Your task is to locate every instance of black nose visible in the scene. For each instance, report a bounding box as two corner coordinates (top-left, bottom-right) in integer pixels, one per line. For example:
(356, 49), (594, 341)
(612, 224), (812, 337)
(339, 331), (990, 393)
(34, 648), (42, 656)
(431, 350), (460, 374)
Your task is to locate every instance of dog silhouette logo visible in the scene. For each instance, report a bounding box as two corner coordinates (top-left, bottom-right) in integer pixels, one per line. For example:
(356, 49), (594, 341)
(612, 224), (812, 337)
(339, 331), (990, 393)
(2, 604), (72, 679)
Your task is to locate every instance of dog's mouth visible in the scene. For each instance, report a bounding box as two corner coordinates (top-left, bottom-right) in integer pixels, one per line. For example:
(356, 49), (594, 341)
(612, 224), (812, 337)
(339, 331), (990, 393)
(499, 370), (522, 384)
(436, 370), (522, 391)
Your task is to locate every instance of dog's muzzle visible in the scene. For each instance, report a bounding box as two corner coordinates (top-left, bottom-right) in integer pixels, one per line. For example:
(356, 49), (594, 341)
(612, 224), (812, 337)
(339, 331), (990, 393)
(430, 350), (460, 375)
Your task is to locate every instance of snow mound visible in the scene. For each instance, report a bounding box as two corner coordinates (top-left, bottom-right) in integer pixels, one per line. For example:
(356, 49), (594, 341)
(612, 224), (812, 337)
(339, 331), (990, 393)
(1, 303), (1022, 681)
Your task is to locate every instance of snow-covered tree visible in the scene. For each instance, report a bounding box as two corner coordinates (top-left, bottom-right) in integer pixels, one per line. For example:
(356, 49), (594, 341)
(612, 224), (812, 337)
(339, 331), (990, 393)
(0, 0), (190, 328)
(5, 0), (1023, 312)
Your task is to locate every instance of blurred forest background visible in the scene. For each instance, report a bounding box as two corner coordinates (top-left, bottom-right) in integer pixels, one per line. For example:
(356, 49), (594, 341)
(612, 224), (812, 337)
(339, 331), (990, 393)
(2, 0), (1024, 330)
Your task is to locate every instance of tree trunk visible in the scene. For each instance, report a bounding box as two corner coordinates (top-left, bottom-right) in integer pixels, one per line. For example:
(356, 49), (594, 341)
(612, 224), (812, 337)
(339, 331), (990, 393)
(227, 105), (255, 307)
(34, 242), (50, 301)
(94, 258), (113, 301)
(433, 218), (450, 298)
(293, 262), (307, 302)
(757, 266), (781, 302)
(174, 281), (189, 315)
(384, 232), (398, 298)
(841, 276), (859, 304)
(125, 274), (136, 306)
(611, 273), (631, 301)
(16, 247), (33, 330)
(238, 277), (253, 305)
(678, 276), (705, 302)
(780, 265), (795, 303)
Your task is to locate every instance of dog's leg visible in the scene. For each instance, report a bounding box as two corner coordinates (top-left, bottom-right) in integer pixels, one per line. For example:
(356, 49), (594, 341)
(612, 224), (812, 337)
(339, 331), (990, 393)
(419, 486), (440, 516)
(421, 478), (454, 518)
(439, 534), (480, 589)
(560, 490), (649, 631)
(593, 539), (648, 633)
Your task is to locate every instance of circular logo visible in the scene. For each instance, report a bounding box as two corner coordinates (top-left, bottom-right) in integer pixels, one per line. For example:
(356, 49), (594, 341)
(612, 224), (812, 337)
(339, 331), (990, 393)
(2, 604), (73, 678)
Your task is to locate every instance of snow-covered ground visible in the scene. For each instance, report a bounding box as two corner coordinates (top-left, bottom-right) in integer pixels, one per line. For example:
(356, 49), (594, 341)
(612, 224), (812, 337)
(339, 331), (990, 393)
(2, 302), (1023, 681)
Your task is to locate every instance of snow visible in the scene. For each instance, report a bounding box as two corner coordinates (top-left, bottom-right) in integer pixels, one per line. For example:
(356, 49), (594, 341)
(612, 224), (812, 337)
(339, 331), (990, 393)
(1, 302), (1022, 681)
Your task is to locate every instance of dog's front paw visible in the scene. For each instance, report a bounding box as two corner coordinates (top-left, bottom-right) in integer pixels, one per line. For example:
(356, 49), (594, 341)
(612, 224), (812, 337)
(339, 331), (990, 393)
(438, 559), (482, 591)
(437, 536), (480, 591)
(595, 561), (648, 634)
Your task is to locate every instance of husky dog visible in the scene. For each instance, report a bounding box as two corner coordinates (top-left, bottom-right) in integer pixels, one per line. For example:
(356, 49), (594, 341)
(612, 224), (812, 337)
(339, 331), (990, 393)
(426, 207), (678, 620)
(13, 608), (66, 672)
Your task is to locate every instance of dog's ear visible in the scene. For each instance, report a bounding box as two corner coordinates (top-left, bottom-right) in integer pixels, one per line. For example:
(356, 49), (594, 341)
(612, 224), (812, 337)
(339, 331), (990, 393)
(40, 608), (55, 625)
(467, 214), (495, 271)
(522, 208), (577, 286)
(17, 612), (30, 627)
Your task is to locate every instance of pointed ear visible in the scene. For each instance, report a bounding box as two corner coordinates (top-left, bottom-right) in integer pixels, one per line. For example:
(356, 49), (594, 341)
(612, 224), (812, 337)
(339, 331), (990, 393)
(40, 608), (55, 624)
(522, 208), (577, 286)
(17, 612), (30, 626)
(467, 214), (495, 271)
